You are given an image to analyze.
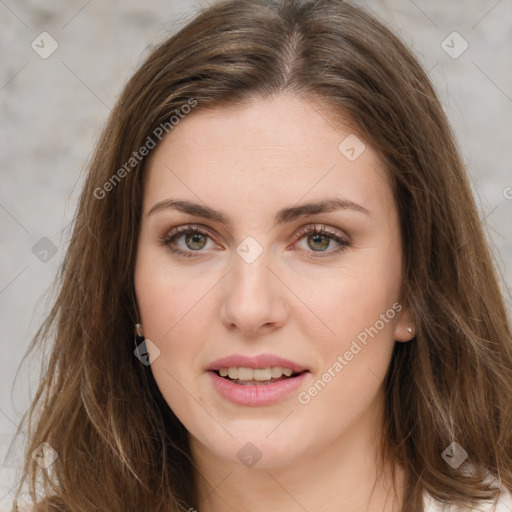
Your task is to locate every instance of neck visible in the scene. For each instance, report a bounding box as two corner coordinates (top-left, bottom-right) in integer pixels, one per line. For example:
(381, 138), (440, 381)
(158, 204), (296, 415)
(190, 389), (404, 512)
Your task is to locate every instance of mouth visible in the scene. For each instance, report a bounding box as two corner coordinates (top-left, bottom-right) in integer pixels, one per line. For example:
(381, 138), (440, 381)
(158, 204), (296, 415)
(207, 354), (310, 405)
(207, 360), (310, 406)
(211, 366), (309, 386)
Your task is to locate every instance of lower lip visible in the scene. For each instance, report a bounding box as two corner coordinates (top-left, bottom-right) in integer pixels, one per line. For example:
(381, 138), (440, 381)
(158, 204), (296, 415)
(208, 371), (308, 406)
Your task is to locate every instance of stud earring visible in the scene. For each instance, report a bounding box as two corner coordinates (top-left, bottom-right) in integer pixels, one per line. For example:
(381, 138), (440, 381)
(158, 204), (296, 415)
(134, 323), (144, 349)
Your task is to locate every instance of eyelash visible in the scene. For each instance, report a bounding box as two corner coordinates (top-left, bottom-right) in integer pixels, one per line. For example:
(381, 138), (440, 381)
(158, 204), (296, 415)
(159, 224), (350, 259)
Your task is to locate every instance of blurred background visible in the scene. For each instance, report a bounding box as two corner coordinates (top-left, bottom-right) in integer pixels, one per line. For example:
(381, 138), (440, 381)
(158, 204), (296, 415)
(1, 0), (511, 507)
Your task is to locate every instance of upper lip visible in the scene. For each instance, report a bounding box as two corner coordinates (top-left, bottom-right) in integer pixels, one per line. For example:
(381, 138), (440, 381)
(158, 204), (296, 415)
(207, 354), (309, 373)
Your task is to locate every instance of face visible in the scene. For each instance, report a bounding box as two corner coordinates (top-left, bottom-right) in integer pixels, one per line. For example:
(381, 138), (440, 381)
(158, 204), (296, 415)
(134, 93), (413, 469)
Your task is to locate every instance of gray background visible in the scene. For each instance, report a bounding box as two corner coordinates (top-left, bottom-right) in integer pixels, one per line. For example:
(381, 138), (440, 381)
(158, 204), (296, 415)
(1, 0), (511, 507)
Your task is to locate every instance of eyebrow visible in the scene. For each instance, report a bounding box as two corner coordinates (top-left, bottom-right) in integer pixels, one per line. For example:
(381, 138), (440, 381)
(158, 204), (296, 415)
(148, 197), (370, 227)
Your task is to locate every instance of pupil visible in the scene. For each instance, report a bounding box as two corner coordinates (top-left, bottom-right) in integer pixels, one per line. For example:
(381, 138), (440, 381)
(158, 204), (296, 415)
(186, 233), (207, 250)
(309, 234), (329, 251)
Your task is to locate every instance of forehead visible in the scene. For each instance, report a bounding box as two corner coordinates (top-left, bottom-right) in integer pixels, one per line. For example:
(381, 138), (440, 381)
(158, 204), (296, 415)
(143, 94), (394, 219)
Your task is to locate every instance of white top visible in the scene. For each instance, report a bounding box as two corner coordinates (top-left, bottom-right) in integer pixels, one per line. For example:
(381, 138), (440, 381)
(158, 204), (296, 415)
(424, 484), (512, 511)
(11, 482), (512, 512)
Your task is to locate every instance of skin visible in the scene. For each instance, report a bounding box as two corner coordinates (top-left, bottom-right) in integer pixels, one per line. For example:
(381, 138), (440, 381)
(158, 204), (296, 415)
(134, 93), (415, 512)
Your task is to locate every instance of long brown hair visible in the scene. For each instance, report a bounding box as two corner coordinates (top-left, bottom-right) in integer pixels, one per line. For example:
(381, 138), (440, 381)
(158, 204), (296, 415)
(13, 0), (512, 510)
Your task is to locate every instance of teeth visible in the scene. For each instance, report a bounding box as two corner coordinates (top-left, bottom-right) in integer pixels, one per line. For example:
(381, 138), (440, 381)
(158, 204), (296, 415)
(271, 367), (283, 378)
(217, 366), (297, 381)
(238, 367), (253, 380)
(253, 368), (271, 381)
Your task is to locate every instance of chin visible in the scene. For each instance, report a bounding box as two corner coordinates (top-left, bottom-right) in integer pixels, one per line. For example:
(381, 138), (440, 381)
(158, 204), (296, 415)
(194, 425), (313, 470)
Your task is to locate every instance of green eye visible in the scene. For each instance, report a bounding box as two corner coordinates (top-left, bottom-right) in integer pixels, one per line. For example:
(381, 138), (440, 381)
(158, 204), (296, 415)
(293, 224), (350, 258)
(307, 232), (331, 251)
(161, 224), (350, 259)
(184, 232), (208, 250)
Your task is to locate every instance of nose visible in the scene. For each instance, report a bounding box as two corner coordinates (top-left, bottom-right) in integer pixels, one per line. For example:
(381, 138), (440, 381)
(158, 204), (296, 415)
(220, 249), (289, 337)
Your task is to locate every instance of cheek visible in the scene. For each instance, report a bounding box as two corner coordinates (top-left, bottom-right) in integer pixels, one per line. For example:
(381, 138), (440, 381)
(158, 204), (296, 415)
(134, 247), (214, 342)
(134, 248), (225, 400)
(134, 254), (214, 419)
(295, 255), (402, 390)
(295, 277), (400, 424)
(299, 259), (401, 338)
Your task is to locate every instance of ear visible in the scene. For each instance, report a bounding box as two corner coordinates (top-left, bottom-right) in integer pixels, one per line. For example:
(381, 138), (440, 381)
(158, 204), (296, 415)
(393, 304), (416, 343)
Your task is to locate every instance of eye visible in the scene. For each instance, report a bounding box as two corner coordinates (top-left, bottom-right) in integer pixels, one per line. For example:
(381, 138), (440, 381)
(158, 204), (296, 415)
(160, 225), (219, 258)
(160, 223), (350, 259)
(292, 224), (350, 258)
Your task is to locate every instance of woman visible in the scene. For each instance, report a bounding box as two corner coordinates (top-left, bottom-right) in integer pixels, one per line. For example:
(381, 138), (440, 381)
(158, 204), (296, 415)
(13, 0), (512, 511)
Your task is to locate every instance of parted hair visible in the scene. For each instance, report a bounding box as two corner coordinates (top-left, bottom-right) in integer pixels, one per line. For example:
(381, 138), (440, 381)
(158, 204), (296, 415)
(13, 0), (512, 511)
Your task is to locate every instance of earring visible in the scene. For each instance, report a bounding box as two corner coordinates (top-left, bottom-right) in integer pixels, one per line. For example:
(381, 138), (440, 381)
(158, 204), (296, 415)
(134, 323), (144, 349)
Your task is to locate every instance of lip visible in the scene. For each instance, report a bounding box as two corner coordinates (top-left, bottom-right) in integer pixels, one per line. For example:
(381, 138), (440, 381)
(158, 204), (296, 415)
(207, 354), (308, 373)
(208, 370), (308, 406)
